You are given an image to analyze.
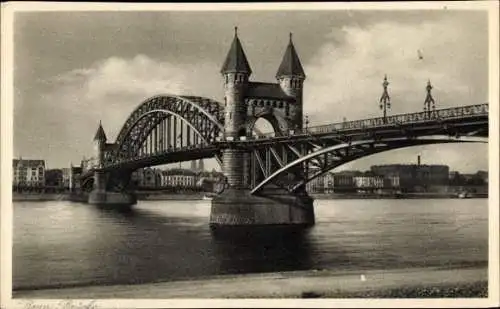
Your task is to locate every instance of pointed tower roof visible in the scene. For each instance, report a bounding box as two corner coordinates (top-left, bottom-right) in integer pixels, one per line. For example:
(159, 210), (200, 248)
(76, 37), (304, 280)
(220, 27), (252, 75)
(93, 121), (107, 142)
(276, 33), (306, 79)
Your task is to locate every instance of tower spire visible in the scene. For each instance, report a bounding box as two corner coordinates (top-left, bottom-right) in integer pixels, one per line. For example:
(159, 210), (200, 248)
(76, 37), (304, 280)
(93, 120), (107, 142)
(220, 27), (252, 75)
(276, 33), (305, 79)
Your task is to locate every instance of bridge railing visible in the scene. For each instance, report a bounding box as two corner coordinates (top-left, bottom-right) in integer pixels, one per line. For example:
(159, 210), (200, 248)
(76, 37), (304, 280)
(245, 103), (488, 139)
(306, 103), (488, 135)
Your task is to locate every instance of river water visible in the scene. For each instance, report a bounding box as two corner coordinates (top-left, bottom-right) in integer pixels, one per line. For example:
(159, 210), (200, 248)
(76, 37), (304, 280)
(13, 199), (488, 290)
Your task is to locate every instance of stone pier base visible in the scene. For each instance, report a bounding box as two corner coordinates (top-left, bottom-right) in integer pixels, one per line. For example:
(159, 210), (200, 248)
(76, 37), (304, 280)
(88, 190), (137, 209)
(210, 188), (315, 227)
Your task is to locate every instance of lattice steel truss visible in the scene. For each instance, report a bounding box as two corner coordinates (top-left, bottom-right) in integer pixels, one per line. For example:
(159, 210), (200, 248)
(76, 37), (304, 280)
(250, 136), (488, 195)
(79, 101), (488, 194)
(109, 95), (224, 164)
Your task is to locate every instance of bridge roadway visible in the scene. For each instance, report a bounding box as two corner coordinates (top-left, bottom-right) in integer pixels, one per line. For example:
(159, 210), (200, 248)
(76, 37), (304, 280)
(93, 103), (488, 173)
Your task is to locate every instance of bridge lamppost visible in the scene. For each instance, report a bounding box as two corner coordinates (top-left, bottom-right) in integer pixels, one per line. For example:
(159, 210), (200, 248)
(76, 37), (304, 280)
(423, 79), (436, 119)
(303, 114), (309, 132)
(379, 75), (391, 123)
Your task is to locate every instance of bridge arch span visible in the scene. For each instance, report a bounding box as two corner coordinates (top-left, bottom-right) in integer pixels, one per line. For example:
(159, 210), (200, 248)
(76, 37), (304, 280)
(111, 94), (225, 161)
(250, 136), (487, 195)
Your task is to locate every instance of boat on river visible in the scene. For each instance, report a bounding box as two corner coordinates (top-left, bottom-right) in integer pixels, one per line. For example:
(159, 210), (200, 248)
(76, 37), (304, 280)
(457, 191), (473, 199)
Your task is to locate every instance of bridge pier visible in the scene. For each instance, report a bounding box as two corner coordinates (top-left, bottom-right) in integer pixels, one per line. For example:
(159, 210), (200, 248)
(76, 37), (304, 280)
(88, 170), (136, 209)
(210, 188), (315, 227)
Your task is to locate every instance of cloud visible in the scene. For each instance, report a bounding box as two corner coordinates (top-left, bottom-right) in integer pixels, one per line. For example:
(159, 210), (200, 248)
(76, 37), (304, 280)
(303, 17), (488, 172)
(304, 17), (487, 124)
(28, 55), (222, 167)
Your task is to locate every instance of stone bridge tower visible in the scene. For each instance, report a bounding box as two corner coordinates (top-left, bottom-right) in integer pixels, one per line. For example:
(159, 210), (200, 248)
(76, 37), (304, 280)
(92, 121), (107, 194)
(220, 28), (251, 189)
(210, 29), (314, 228)
(88, 121), (136, 207)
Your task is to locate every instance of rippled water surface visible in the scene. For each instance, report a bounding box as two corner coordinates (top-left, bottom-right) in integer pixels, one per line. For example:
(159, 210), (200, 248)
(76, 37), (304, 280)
(13, 199), (488, 289)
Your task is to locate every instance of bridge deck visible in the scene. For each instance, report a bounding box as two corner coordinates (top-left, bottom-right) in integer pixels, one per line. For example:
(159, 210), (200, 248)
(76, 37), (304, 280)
(80, 103), (488, 177)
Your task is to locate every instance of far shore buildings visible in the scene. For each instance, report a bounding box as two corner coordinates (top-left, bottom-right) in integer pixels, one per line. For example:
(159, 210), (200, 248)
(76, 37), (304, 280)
(130, 159), (224, 191)
(12, 156), (487, 194)
(12, 158), (45, 188)
(307, 160), (487, 194)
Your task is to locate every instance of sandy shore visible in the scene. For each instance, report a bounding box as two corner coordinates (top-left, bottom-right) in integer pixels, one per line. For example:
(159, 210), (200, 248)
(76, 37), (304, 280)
(14, 266), (487, 299)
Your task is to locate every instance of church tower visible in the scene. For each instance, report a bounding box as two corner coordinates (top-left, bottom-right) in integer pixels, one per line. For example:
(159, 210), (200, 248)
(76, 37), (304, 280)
(276, 33), (306, 129)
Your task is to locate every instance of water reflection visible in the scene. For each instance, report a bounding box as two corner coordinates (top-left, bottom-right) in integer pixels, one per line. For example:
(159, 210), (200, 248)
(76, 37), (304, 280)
(13, 199), (488, 290)
(210, 226), (314, 274)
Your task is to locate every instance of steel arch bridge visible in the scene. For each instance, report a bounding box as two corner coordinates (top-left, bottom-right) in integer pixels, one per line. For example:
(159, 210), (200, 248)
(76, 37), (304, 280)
(112, 94), (225, 162)
(80, 99), (488, 194)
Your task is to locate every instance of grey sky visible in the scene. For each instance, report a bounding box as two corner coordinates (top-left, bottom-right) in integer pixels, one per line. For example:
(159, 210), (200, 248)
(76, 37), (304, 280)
(13, 10), (489, 172)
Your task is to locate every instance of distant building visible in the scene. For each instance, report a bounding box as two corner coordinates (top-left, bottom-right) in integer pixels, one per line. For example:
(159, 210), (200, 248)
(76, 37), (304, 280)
(323, 172), (335, 193)
(328, 171), (361, 193)
(386, 175), (400, 189)
(45, 169), (63, 187)
(13, 158), (45, 187)
(130, 167), (222, 190)
(62, 168), (71, 188)
(68, 166), (83, 191)
(131, 168), (162, 188)
(353, 175), (385, 191)
(143, 168), (161, 187)
(161, 169), (198, 188)
(305, 168), (324, 193)
(371, 164), (449, 192)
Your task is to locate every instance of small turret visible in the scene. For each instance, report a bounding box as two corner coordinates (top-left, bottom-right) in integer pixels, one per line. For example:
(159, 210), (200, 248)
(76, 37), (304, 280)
(276, 33), (306, 129)
(221, 27), (252, 76)
(93, 120), (107, 143)
(276, 33), (306, 91)
(93, 121), (107, 168)
(221, 27), (251, 138)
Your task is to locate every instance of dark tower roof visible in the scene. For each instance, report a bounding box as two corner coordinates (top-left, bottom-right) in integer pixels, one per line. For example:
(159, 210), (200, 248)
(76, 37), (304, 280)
(220, 27), (252, 75)
(276, 33), (306, 79)
(93, 121), (107, 142)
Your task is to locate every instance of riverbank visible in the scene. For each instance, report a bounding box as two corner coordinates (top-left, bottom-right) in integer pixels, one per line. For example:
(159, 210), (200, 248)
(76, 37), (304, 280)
(12, 192), (487, 202)
(136, 192), (206, 201)
(312, 192), (488, 199)
(12, 193), (87, 202)
(14, 266), (487, 299)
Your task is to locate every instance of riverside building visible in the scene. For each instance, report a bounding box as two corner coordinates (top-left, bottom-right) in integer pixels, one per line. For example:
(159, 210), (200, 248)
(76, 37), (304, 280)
(12, 158), (46, 188)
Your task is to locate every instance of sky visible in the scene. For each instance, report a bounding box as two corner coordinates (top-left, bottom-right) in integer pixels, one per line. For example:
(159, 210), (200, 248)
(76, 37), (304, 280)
(13, 9), (489, 173)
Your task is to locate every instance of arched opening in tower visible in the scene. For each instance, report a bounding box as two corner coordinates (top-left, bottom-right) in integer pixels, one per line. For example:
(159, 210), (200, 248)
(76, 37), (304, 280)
(251, 117), (279, 138)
